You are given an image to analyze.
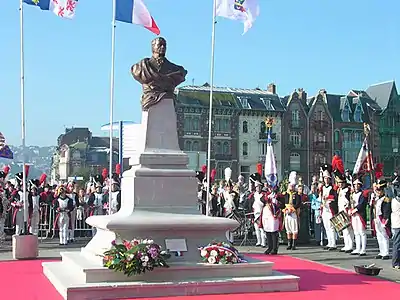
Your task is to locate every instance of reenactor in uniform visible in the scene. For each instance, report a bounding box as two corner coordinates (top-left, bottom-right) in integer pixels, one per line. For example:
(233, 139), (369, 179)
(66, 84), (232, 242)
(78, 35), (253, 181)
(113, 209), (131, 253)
(282, 183), (301, 250)
(320, 170), (338, 250)
(370, 179), (392, 260)
(349, 178), (368, 256)
(336, 174), (354, 253)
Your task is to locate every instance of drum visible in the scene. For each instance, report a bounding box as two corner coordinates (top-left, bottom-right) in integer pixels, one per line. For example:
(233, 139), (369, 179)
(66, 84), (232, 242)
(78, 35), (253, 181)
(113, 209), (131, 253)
(330, 211), (351, 233)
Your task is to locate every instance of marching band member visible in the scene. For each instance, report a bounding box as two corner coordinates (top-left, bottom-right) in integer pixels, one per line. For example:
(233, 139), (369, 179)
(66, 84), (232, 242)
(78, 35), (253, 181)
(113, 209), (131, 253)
(262, 186), (281, 254)
(109, 175), (121, 214)
(321, 170), (338, 250)
(67, 182), (79, 243)
(349, 178), (367, 256)
(28, 183), (40, 235)
(370, 179), (392, 260)
(282, 183), (301, 250)
(53, 186), (74, 245)
(249, 181), (266, 248)
(336, 174), (354, 253)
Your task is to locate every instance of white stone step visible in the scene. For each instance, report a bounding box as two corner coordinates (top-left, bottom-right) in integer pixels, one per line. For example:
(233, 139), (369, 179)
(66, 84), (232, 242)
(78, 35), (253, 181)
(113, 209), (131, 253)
(43, 260), (299, 300)
(60, 251), (274, 283)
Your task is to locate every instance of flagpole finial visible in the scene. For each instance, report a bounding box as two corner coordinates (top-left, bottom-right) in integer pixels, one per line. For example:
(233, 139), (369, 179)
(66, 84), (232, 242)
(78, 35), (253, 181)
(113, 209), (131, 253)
(363, 123), (370, 137)
(265, 117), (274, 129)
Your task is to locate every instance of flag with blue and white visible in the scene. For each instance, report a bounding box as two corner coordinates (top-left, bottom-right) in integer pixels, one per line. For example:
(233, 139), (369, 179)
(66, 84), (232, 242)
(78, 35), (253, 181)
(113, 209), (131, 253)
(23, 0), (78, 19)
(264, 130), (278, 187)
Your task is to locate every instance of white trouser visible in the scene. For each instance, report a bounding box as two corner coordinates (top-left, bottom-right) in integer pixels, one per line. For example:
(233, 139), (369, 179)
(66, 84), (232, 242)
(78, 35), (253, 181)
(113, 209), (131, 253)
(322, 210), (336, 248)
(225, 230), (234, 243)
(15, 210), (24, 235)
(342, 227), (354, 250)
(58, 213), (69, 245)
(254, 222), (266, 246)
(29, 210), (40, 235)
(374, 219), (389, 256)
(68, 208), (77, 240)
(352, 215), (367, 254)
(284, 213), (298, 234)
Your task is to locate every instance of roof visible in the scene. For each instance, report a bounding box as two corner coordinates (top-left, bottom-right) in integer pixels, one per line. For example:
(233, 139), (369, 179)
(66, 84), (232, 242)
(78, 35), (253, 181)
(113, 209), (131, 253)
(90, 137), (119, 151)
(325, 94), (343, 122)
(176, 84), (285, 112)
(365, 80), (397, 110)
(69, 142), (87, 150)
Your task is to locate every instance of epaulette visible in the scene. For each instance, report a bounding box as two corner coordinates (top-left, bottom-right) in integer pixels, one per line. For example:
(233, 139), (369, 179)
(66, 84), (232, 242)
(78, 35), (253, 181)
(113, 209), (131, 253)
(384, 197), (391, 203)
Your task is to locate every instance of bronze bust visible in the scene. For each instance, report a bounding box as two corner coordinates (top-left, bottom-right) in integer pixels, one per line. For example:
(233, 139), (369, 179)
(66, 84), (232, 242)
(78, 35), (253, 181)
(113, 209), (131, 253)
(131, 37), (187, 111)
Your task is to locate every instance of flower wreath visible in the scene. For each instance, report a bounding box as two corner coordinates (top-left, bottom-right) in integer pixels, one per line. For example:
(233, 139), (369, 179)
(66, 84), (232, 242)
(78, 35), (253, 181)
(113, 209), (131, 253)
(199, 241), (247, 264)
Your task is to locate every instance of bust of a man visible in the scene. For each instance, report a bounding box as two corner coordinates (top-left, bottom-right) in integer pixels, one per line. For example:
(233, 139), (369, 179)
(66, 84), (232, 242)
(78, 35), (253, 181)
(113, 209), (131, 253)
(131, 37), (187, 111)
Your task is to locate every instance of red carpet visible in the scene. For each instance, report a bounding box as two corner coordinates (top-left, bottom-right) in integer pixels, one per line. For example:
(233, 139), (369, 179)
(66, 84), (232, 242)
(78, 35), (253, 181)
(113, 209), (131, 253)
(0, 255), (399, 300)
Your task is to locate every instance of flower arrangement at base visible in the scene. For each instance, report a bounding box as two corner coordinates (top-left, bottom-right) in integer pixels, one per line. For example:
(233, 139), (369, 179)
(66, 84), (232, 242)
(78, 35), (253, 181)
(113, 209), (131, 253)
(102, 239), (171, 277)
(199, 241), (247, 264)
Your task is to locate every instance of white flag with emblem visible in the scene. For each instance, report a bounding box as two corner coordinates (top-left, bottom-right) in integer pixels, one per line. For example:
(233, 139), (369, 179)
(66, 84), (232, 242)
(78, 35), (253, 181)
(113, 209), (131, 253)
(216, 0), (260, 34)
(353, 138), (374, 175)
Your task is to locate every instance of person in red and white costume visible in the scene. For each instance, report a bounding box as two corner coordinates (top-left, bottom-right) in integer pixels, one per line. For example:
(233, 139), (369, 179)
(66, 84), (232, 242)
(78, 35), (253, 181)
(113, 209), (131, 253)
(336, 174), (354, 253)
(370, 179), (392, 260)
(262, 186), (281, 254)
(321, 170), (338, 250)
(349, 178), (367, 256)
(249, 181), (266, 247)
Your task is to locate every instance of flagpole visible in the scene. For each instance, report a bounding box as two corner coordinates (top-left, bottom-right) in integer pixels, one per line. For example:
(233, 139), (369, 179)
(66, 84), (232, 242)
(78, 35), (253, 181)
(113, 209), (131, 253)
(19, 0), (28, 234)
(206, 0), (217, 217)
(108, 0), (117, 215)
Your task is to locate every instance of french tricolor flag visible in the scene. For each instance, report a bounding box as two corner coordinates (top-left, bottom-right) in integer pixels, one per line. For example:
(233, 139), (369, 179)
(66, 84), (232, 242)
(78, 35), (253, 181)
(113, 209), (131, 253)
(116, 0), (160, 35)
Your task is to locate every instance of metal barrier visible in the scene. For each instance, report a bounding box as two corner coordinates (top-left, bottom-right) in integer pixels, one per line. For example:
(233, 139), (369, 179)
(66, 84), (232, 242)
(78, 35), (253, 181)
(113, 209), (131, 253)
(3, 204), (94, 241)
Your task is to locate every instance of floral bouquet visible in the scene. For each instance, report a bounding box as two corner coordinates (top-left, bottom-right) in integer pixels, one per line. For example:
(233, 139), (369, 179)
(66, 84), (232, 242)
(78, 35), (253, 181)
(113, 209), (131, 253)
(199, 241), (247, 264)
(103, 239), (171, 277)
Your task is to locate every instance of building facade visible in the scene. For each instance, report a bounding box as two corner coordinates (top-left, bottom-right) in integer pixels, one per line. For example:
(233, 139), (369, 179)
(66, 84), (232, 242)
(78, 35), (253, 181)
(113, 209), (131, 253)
(308, 89), (334, 176)
(281, 89), (309, 183)
(175, 84), (240, 179)
(366, 81), (400, 175)
(237, 83), (284, 182)
(175, 83), (284, 181)
(51, 127), (119, 181)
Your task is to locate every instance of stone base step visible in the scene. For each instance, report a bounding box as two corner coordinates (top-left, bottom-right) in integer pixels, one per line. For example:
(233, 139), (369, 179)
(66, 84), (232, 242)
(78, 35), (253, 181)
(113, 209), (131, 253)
(43, 260), (300, 300)
(60, 251), (274, 283)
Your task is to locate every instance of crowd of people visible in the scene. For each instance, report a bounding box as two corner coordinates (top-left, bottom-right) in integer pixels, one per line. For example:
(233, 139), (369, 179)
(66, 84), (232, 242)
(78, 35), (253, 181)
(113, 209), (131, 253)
(0, 168), (121, 246)
(196, 165), (400, 270)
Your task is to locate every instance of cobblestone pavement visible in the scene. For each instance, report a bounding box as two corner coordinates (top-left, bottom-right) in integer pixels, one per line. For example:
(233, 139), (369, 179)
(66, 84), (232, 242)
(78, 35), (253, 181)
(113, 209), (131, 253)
(0, 237), (399, 283)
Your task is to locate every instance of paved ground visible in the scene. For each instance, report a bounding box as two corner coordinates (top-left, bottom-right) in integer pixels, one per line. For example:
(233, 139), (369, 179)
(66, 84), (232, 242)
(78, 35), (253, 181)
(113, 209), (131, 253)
(0, 237), (399, 283)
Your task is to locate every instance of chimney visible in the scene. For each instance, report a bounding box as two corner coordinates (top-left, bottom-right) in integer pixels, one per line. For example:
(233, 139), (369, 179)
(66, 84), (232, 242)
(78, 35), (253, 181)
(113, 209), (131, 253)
(297, 88), (307, 101)
(267, 83), (276, 94)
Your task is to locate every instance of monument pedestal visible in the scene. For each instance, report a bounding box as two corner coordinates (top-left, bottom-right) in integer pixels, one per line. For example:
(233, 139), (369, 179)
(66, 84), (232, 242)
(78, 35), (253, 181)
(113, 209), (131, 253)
(42, 97), (299, 299)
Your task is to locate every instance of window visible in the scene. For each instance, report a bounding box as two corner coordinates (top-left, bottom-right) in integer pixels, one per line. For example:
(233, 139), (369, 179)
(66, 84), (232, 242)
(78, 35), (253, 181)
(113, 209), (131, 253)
(334, 130), (340, 144)
(215, 141), (222, 154)
(259, 143), (267, 156)
(192, 141), (199, 151)
(353, 105), (363, 122)
(240, 166), (250, 182)
(314, 153), (326, 165)
(183, 115), (201, 131)
(289, 153), (301, 171)
(223, 142), (230, 154)
(291, 110), (300, 127)
(260, 121), (266, 133)
(392, 137), (399, 149)
(184, 140), (191, 151)
(242, 121), (248, 133)
(314, 110), (324, 121)
(315, 133), (326, 142)
(216, 163), (230, 180)
(261, 98), (273, 110)
(342, 105), (350, 122)
(238, 96), (251, 109)
(290, 131), (301, 147)
(242, 142), (248, 156)
(215, 117), (231, 132)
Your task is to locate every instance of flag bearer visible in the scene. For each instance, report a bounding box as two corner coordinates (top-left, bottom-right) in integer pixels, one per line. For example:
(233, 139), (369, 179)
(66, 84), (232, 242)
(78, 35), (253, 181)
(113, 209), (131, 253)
(262, 186), (281, 254)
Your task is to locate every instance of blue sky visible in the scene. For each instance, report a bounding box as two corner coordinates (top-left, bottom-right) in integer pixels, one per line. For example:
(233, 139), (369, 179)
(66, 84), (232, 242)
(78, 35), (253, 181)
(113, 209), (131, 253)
(0, 0), (398, 146)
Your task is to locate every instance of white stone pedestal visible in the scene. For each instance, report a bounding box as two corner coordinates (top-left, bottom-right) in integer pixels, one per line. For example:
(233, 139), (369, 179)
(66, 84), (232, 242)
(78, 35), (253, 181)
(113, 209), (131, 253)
(42, 97), (300, 299)
(12, 235), (38, 260)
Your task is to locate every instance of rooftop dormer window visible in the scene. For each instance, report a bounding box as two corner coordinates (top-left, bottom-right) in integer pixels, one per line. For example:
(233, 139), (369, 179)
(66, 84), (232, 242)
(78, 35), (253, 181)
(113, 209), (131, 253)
(353, 105), (363, 122)
(342, 104), (350, 122)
